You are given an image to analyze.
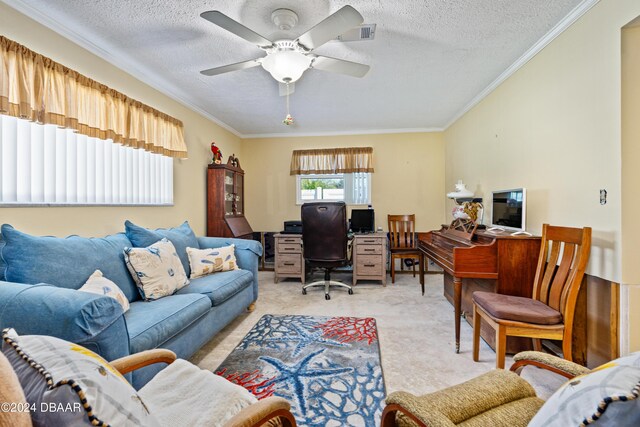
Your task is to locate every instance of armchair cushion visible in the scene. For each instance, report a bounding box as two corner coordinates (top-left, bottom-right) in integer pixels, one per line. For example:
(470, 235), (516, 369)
(472, 291), (562, 325)
(1, 328), (158, 427)
(125, 220), (199, 278)
(529, 352), (640, 427)
(138, 358), (256, 427)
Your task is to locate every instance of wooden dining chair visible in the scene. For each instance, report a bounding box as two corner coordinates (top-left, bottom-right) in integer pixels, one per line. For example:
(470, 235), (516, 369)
(472, 224), (592, 368)
(387, 214), (422, 291)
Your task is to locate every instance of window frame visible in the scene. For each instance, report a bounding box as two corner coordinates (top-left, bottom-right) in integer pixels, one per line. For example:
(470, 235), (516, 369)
(295, 172), (371, 205)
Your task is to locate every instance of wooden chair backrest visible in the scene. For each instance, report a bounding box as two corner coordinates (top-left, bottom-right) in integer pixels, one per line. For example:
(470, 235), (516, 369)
(532, 224), (592, 317)
(387, 214), (416, 249)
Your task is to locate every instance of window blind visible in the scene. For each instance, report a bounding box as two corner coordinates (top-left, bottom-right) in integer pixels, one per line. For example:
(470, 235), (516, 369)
(0, 115), (172, 205)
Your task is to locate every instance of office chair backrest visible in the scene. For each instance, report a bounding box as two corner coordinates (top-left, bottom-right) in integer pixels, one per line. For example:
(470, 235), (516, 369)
(301, 202), (348, 262)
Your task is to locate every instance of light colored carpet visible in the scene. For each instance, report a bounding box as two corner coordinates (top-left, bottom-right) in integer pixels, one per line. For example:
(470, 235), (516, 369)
(191, 270), (565, 399)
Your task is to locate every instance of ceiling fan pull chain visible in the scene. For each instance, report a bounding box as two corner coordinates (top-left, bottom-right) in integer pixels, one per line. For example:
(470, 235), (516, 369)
(283, 81), (294, 125)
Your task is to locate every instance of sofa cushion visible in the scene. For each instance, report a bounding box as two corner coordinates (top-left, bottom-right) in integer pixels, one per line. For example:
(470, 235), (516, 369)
(79, 270), (130, 312)
(125, 294), (211, 354)
(0, 224), (140, 303)
(175, 269), (252, 307)
(472, 291), (562, 325)
(125, 221), (199, 278)
(187, 245), (239, 279)
(124, 239), (189, 301)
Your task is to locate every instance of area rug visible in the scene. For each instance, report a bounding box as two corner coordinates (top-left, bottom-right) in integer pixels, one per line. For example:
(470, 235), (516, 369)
(215, 314), (386, 427)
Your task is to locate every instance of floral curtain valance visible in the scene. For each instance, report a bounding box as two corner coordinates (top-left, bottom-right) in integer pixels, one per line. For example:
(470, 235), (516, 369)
(290, 147), (374, 175)
(0, 36), (187, 158)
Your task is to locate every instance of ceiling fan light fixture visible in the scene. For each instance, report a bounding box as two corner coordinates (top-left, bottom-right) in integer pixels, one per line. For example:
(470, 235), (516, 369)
(271, 9), (298, 31)
(261, 50), (312, 83)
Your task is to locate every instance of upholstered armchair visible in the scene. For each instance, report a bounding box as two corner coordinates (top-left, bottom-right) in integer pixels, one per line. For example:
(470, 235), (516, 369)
(381, 350), (640, 427)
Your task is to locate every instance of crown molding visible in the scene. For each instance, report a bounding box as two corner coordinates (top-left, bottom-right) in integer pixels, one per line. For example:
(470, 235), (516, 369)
(240, 127), (444, 139)
(2, 0), (242, 138)
(443, 0), (600, 130)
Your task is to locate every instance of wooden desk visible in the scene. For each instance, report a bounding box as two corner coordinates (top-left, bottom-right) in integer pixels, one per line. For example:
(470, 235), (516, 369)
(274, 234), (305, 284)
(352, 232), (387, 286)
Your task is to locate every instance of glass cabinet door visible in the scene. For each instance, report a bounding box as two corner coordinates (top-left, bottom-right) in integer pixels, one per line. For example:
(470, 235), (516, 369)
(235, 174), (244, 215)
(224, 170), (234, 216)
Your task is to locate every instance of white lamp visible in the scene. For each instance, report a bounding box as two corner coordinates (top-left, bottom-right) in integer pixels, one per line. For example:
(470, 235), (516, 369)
(260, 50), (313, 83)
(447, 180), (474, 199)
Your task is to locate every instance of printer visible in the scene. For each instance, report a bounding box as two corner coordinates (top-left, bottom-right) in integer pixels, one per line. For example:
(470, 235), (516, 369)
(282, 220), (302, 234)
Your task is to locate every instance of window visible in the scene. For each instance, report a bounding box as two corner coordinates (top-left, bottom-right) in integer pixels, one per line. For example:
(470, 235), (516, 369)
(296, 172), (371, 205)
(0, 115), (173, 205)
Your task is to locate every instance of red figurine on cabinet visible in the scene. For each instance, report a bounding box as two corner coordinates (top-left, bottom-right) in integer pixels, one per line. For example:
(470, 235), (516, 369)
(210, 142), (223, 164)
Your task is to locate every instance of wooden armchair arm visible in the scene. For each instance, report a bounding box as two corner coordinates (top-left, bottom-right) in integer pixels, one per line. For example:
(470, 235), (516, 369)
(110, 349), (177, 375)
(510, 351), (590, 379)
(381, 404), (428, 427)
(224, 396), (296, 427)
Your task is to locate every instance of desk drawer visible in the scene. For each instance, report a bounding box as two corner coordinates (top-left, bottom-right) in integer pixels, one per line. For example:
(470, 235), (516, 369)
(278, 244), (301, 254)
(356, 255), (382, 275)
(277, 254), (301, 273)
(279, 237), (301, 244)
(356, 244), (382, 255)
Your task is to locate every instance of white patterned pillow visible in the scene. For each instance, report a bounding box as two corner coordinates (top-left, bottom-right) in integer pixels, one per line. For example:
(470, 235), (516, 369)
(124, 238), (189, 301)
(529, 352), (640, 426)
(187, 245), (239, 279)
(79, 270), (130, 312)
(1, 328), (158, 427)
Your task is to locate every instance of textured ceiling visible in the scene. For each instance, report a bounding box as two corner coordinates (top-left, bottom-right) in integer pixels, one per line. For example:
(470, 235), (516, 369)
(8, 0), (587, 136)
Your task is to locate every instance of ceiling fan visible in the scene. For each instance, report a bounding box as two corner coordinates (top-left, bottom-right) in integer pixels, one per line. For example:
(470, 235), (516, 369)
(199, 5), (371, 91)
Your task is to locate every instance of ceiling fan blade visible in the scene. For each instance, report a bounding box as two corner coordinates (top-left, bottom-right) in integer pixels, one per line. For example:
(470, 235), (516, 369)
(312, 56), (370, 78)
(279, 82), (295, 96)
(200, 59), (261, 76)
(201, 11), (273, 49)
(296, 5), (364, 50)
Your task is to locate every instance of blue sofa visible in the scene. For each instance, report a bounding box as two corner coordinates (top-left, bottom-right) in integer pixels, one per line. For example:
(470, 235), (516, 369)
(0, 222), (262, 389)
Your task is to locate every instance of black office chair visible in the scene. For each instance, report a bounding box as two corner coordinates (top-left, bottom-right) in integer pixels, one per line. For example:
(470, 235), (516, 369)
(301, 202), (353, 300)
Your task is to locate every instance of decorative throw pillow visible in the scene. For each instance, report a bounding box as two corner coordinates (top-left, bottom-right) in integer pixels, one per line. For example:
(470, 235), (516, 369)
(186, 245), (239, 279)
(124, 238), (189, 301)
(1, 328), (158, 427)
(529, 352), (640, 426)
(78, 270), (130, 312)
(124, 220), (199, 278)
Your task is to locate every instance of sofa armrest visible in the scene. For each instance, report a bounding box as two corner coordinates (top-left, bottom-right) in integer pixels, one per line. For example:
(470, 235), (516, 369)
(0, 281), (130, 361)
(511, 351), (590, 379)
(197, 237), (262, 302)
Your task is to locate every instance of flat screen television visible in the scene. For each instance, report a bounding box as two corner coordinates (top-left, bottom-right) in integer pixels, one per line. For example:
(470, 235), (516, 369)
(350, 209), (375, 233)
(490, 188), (526, 232)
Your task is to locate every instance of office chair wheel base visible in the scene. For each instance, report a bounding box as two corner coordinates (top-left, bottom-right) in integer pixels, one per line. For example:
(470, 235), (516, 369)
(325, 294), (330, 300)
(302, 289), (307, 295)
(348, 289), (354, 295)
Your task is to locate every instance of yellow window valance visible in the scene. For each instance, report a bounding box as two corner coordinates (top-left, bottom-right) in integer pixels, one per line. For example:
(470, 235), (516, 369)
(290, 147), (374, 175)
(0, 36), (187, 158)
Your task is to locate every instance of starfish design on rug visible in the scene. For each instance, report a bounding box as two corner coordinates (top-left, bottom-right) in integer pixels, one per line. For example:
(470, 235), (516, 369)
(263, 322), (347, 357)
(260, 349), (353, 416)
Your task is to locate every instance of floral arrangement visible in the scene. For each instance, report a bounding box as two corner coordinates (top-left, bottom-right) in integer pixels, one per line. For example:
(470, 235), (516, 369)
(462, 202), (483, 222)
(282, 114), (294, 126)
(210, 142), (222, 164)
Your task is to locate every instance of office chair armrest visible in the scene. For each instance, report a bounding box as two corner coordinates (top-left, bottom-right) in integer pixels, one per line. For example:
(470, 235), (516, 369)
(110, 349), (177, 375)
(510, 351), (590, 378)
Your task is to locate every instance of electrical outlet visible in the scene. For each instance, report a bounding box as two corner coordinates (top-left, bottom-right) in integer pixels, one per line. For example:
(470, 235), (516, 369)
(600, 189), (607, 205)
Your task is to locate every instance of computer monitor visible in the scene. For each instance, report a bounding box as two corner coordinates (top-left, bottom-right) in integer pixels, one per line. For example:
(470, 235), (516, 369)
(350, 209), (375, 233)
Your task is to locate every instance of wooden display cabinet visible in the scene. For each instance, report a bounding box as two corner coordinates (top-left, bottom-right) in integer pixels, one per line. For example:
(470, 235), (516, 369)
(206, 155), (253, 239)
